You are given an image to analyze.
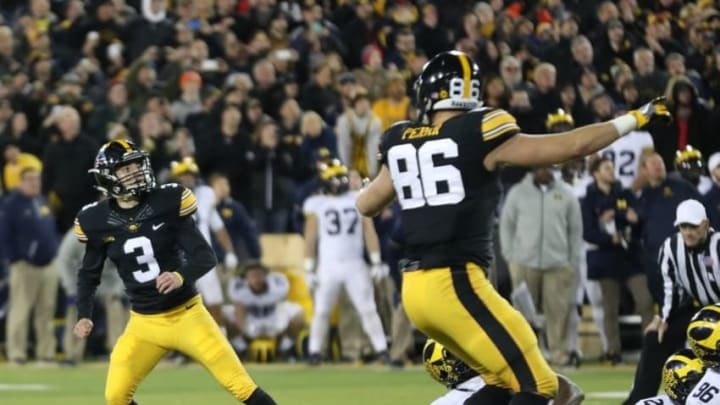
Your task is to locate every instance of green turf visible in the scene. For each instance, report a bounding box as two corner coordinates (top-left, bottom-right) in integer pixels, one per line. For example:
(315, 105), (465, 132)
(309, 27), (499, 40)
(0, 362), (637, 404)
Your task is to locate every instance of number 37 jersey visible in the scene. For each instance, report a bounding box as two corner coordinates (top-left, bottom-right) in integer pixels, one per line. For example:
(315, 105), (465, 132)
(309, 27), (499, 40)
(378, 108), (519, 268)
(303, 191), (364, 265)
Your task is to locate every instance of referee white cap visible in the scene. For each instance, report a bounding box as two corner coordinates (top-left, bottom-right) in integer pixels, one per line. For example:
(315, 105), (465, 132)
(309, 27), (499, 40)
(674, 199), (708, 227)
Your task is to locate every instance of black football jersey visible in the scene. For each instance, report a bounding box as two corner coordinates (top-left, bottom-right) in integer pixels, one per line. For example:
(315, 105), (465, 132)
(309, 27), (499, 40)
(378, 108), (520, 268)
(75, 183), (217, 317)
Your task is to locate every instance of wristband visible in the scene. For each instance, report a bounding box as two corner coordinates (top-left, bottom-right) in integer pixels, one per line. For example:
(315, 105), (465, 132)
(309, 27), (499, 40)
(609, 114), (637, 137)
(172, 271), (185, 285)
(370, 252), (381, 265)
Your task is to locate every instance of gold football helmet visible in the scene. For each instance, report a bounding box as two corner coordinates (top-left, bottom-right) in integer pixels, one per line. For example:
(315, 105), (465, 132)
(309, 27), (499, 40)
(688, 304), (720, 367)
(423, 339), (477, 388)
(662, 348), (706, 403)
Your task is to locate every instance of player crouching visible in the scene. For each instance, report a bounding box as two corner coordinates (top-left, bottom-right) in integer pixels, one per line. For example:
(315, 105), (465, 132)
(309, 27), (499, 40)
(224, 261), (307, 361)
(423, 338), (584, 405)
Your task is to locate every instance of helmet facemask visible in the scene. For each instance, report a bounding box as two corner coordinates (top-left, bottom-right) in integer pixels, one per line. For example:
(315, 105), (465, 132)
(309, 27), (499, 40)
(91, 150), (156, 199)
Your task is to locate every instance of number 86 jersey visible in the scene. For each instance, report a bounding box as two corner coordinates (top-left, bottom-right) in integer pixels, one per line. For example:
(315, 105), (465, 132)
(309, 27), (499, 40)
(74, 183), (216, 317)
(378, 108), (520, 269)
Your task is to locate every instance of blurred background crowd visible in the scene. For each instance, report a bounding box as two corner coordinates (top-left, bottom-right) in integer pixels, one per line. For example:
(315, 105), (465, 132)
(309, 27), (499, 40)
(1, 0), (720, 375)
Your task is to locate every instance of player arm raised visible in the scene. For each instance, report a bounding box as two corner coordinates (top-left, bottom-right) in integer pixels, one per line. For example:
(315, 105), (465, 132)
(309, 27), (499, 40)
(484, 98), (670, 169)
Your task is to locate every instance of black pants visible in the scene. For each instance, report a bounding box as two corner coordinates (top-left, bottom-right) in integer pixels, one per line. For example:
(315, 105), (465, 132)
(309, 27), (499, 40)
(623, 305), (698, 404)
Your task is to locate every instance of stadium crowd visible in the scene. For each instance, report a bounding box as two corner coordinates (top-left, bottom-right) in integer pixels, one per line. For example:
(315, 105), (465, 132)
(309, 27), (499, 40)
(2, 0), (720, 399)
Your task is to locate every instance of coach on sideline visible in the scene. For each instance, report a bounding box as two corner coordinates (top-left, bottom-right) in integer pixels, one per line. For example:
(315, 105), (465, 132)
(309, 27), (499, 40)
(624, 199), (715, 404)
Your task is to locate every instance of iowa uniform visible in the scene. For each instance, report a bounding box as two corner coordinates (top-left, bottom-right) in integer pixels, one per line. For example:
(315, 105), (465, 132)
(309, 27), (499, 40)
(361, 51), (671, 405)
(379, 108), (558, 397)
(74, 140), (274, 405)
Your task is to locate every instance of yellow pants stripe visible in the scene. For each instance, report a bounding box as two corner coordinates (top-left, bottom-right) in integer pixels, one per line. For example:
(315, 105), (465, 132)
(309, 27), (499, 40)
(449, 264), (537, 391)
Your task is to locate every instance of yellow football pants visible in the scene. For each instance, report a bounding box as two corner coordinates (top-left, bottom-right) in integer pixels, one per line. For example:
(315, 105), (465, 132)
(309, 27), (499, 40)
(402, 263), (558, 397)
(105, 295), (258, 405)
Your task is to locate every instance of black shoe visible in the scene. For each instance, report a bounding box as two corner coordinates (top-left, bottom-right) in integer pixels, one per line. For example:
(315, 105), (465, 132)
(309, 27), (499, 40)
(389, 359), (405, 369)
(308, 353), (322, 366)
(565, 351), (581, 368)
(604, 352), (622, 366)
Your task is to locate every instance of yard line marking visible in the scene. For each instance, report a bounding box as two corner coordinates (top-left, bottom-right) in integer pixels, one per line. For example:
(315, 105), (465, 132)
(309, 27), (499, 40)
(0, 383), (51, 391)
(587, 391), (629, 399)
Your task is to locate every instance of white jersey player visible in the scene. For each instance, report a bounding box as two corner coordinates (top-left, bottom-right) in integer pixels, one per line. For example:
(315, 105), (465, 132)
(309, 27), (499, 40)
(598, 130), (654, 189)
(303, 162), (388, 364)
(686, 368), (720, 405)
(171, 157), (239, 322)
(634, 395), (673, 404)
(224, 262), (305, 354)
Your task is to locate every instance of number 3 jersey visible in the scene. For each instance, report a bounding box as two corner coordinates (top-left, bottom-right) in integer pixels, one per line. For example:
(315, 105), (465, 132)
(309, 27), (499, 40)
(303, 190), (364, 265)
(378, 108), (520, 269)
(74, 184), (218, 318)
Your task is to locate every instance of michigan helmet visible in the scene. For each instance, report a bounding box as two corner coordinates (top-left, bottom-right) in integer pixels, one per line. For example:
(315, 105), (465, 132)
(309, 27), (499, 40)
(546, 109), (575, 132)
(248, 338), (277, 363)
(662, 348), (706, 403)
(170, 156), (201, 178)
(675, 145), (704, 182)
(319, 160), (350, 195)
(414, 50), (482, 122)
(688, 304), (720, 366)
(423, 339), (477, 388)
(89, 140), (156, 199)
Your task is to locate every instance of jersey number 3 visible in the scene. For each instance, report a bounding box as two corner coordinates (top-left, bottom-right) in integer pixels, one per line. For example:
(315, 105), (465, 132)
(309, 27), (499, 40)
(125, 236), (161, 283)
(388, 139), (465, 210)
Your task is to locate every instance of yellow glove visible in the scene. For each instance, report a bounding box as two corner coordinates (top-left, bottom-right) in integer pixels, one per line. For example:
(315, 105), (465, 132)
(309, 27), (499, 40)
(628, 96), (671, 129)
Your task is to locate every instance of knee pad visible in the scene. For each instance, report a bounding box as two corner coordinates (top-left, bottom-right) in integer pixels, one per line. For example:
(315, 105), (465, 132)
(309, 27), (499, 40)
(463, 385), (512, 405)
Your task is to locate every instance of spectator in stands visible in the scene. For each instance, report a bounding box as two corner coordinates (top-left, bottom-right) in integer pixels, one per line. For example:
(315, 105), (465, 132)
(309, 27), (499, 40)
(250, 59), (285, 120)
(413, 3), (450, 59)
(300, 60), (342, 124)
(595, 19), (634, 88)
(340, 0), (377, 70)
(371, 73), (409, 131)
(2, 140), (41, 192)
(499, 55), (525, 90)
(1, 167), (59, 366)
(570, 35), (596, 77)
(500, 166), (583, 366)
(353, 44), (386, 102)
(41, 106), (97, 232)
(652, 76), (714, 170)
(0, 25), (19, 75)
(704, 152), (720, 229)
(633, 48), (668, 103)
(125, 46), (159, 116)
(196, 104), (252, 207)
(87, 81), (131, 143)
(577, 67), (606, 106)
(336, 88), (381, 178)
(210, 173), (261, 261)
(529, 63), (562, 132)
(1, 111), (42, 159)
(170, 71), (203, 126)
(482, 75), (511, 109)
(636, 151), (701, 305)
(299, 110), (337, 161)
(582, 156), (653, 365)
(249, 120), (295, 234)
(124, 0), (174, 61)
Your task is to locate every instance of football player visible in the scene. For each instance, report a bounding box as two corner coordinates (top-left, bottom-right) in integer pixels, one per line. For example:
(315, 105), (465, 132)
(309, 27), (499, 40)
(356, 50), (671, 404)
(424, 338), (584, 405)
(674, 146), (712, 194)
(225, 261), (306, 358)
(650, 349), (706, 405)
(170, 157), (239, 325)
(685, 305), (720, 405)
(304, 161), (388, 365)
(73, 140), (276, 405)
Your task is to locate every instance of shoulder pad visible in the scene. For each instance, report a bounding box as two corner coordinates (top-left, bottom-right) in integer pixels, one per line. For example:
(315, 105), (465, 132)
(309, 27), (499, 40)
(385, 120), (413, 134)
(480, 108), (521, 141)
(74, 200), (108, 243)
(178, 186), (198, 217)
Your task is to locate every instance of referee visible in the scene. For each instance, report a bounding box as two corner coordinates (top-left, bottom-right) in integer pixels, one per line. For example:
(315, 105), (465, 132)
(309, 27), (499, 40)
(624, 199), (712, 404)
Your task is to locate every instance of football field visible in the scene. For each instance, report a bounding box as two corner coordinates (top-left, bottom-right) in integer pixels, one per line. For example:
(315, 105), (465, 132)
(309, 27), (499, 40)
(0, 362), (637, 404)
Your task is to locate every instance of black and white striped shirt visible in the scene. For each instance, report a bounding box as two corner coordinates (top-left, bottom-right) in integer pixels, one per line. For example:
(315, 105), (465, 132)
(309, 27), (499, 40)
(659, 230), (720, 321)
